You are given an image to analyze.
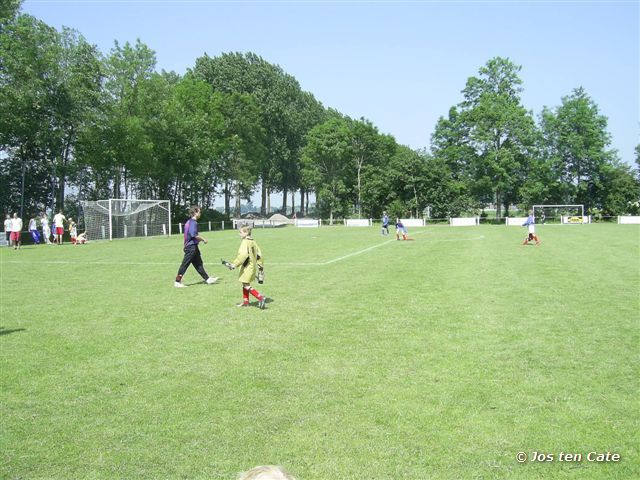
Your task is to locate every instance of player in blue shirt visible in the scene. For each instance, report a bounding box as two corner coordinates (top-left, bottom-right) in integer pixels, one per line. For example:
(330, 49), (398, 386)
(522, 211), (541, 246)
(395, 218), (408, 241)
(174, 206), (218, 287)
(382, 212), (389, 236)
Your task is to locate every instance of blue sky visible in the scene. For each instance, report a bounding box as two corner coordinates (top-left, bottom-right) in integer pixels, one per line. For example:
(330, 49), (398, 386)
(22, 0), (639, 183)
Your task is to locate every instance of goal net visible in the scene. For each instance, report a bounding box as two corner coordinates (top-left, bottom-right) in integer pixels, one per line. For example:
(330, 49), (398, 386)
(532, 205), (586, 225)
(80, 199), (171, 241)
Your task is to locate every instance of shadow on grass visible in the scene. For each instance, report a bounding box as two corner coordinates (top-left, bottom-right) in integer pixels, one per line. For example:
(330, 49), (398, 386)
(185, 279), (225, 286)
(248, 297), (275, 309)
(0, 326), (26, 336)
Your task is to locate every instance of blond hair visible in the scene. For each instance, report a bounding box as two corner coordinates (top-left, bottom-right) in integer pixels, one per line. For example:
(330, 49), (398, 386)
(239, 225), (253, 236)
(238, 465), (295, 480)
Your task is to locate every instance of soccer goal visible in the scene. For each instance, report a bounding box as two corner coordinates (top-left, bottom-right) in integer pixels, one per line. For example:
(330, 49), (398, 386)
(80, 199), (171, 241)
(532, 205), (587, 224)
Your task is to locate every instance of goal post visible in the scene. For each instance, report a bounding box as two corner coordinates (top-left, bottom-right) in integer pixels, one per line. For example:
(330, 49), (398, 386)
(532, 204), (586, 224)
(80, 199), (171, 241)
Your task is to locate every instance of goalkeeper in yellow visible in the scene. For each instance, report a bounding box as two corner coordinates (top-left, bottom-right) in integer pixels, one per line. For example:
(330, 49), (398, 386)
(225, 225), (267, 309)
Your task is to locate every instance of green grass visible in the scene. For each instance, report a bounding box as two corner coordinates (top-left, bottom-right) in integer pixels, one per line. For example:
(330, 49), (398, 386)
(1, 224), (638, 479)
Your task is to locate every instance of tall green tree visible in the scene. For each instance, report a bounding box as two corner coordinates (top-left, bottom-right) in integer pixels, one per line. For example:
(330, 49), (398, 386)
(192, 52), (324, 215)
(594, 159), (640, 215)
(430, 106), (478, 215)
(540, 87), (618, 210)
(301, 118), (353, 224)
(349, 118), (396, 217)
(0, 14), (58, 216)
(48, 27), (103, 211)
(0, 0), (22, 28)
(460, 57), (537, 216)
(0, 15), (100, 216)
(217, 92), (266, 216)
(79, 40), (156, 201)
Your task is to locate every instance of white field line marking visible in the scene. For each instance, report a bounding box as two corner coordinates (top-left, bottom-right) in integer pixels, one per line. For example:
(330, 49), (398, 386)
(323, 238), (397, 265)
(0, 260), (176, 265)
(269, 230), (484, 266)
(0, 232), (484, 267)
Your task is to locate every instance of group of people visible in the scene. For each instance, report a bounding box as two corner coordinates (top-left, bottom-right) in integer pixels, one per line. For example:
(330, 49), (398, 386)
(381, 212), (413, 241)
(382, 210), (542, 245)
(3, 211), (88, 249)
(175, 205), (268, 310)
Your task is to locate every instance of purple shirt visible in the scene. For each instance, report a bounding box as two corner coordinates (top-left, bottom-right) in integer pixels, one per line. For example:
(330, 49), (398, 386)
(183, 218), (200, 247)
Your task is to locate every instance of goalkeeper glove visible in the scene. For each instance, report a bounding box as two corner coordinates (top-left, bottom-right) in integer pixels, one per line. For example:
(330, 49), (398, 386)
(221, 259), (235, 270)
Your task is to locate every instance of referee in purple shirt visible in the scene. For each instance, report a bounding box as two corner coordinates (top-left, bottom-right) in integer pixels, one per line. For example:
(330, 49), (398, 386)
(174, 205), (218, 288)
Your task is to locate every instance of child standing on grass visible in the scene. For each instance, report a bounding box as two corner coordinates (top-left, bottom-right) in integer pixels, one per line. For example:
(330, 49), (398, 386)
(28, 218), (40, 245)
(174, 205), (218, 288)
(226, 225), (267, 309)
(381, 211), (389, 236)
(53, 210), (66, 245)
(4, 214), (11, 246)
(68, 218), (77, 245)
(41, 213), (52, 244)
(10, 213), (22, 250)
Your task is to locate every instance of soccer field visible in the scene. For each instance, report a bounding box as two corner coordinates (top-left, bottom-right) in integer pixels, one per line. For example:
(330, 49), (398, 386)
(1, 224), (638, 479)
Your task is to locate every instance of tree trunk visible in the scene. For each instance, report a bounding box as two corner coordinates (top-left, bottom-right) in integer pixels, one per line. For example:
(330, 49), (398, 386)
(260, 180), (267, 216)
(50, 176), (56, 214)
(234, 182), (241, 217)
(291, 191), (295, 217)
(282, 187), (288, 214)
(57, 164), (66, 212)
(495, 189), (502, 219)
(61, 130), (74, 207)
(113, 168), (121, 199)
(224, 181), (230, 216)
(266, 187), (271, 215)
(300, 188), (305, 215)
(20, 152), (26, 218)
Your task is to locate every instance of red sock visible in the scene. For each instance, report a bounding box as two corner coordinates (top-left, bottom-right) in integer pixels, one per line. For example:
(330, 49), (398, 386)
(242, 288), (250, 304)
(249, 288), (262, 300)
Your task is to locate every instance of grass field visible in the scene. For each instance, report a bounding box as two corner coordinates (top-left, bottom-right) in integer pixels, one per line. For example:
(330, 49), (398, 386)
(1, 223), (638, 479)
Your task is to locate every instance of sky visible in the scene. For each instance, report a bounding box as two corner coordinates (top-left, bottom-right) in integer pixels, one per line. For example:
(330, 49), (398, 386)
(21, 0), (640, 207)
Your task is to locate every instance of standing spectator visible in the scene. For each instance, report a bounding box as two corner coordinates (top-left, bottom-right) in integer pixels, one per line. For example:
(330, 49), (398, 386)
(28, 217), (41, 245)
(41, 213), (52, 244)
(3, 214), (11, 246)
(174, 205), (218, 288)
(53, 210), (66, 245)
(10, 213), (22, 250)
(381, 211), (390, 236)
(68, 218), (78, 245)
(225, 225), (267, 309)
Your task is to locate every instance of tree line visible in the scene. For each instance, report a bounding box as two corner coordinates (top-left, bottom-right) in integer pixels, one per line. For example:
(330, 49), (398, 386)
(1, 7), (639, 224)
